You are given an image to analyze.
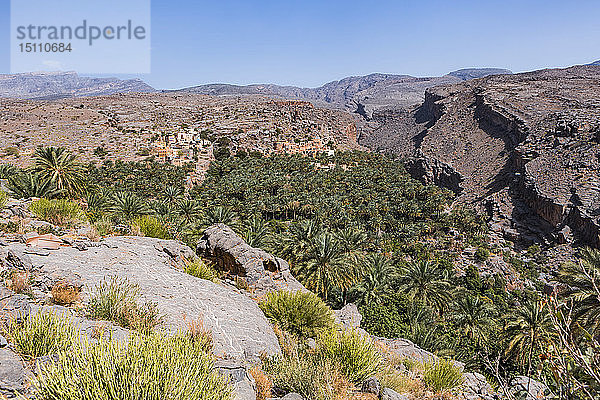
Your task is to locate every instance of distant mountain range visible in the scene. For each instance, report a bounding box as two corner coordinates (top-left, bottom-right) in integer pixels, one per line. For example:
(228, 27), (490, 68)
(588, 60), (600, 66)
(170, 68), (512, 118)
(0, 71), (155, 100)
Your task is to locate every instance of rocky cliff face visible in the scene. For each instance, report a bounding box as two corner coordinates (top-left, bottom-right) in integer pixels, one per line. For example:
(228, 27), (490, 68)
(173, 68), (511, 120)
(362, 66), (600, 248)
(0, 71), (155, 99)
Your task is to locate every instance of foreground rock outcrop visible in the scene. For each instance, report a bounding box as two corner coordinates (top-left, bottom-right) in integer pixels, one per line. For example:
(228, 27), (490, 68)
(197, 224), (307, 296)
(1, 236), (280, 363)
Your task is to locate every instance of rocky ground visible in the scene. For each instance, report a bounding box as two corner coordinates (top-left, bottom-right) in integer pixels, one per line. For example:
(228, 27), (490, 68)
(0, 93), (360, 168)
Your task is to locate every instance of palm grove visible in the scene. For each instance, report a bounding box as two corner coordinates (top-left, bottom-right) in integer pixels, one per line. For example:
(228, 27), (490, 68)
(1, 146), (599, 398)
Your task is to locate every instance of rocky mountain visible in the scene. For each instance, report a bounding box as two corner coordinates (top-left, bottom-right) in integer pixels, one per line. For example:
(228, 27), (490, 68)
(360, 65), (600, 248)
(172, 68), (512, 119)
(0, 71), (155, 99)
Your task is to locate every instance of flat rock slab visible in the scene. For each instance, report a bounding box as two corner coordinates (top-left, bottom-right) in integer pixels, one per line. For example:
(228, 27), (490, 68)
(16, 236), (280, 362)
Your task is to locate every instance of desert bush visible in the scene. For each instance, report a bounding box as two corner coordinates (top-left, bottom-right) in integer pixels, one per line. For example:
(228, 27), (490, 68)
(259, 290), (335, 339)
(184, 259), (219, 282)
(93, 217), (114, 237)
(250, 366), (273, 400)
(318, 329), (382, 384)
(86, 276), (162, 332)
(5, 270), (30, 294)
(185, 317), (213, 353)
(51, 281), (81, 305)
(262, 351), (351, 400)
(0, 190), (7, 209)
(422, 358), (464, 393)
(29, 198), (86, 227)
(9, 310), (77, 358)
(132, 215), (171, 239)
(377, 366), (423, 395)
(31, 333), (233, 400)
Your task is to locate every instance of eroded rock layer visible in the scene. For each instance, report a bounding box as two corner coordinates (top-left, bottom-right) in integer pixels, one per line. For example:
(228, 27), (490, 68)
(362, 66), (600, 247)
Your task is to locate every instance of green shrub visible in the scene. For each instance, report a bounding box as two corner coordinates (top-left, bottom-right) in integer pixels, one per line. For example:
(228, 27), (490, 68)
(31, 333), (232, 400)
(29, 198), (86, 227)
(259, 290), (335, 339)
(132, 215), (171, 239)
(474, 247), (490, 262)
(262, 349), (348, 400)
(86, 276), (162, 332)
(0, 190), (7, 209)
(422, 358), (464, 393)
(184, 259), (219, 282)
(318, 329), (382, 384)
(93, 217), (114, 237)
(9, 310), (77, 358)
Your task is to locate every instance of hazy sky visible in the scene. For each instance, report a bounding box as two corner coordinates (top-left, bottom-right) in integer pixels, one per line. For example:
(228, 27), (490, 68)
(0, 0), (599, 89)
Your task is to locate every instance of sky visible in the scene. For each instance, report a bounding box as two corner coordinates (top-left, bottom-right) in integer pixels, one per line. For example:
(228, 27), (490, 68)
(0, 0), (599, 89)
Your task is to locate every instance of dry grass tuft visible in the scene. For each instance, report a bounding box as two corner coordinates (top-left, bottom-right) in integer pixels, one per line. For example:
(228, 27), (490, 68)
(51, 281), (81, 305)
(250, 366), (272, 400)
(7, 271), (29, 294)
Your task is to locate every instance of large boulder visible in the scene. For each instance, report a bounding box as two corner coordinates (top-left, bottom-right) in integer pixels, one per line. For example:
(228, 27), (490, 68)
(460, 372), (496, 400)
(0, 348), (27, 398)
(197, 224), (306, 296)
(509, 376), (551, 399)
(9, 236), (280, 363)
(334, 303), (362, 329)
(0, 287), (30, 325)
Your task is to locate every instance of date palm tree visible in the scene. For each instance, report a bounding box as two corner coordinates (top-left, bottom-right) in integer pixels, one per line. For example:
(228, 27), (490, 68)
(350, 253), (396, 306)
(202, 206), (238, 228)
(505, 298), (555, 378)
(33, 147), (84, 195)
(241, 215), (270, 248)
(7, 172), (62, 199)
(397, 260), (452, 314)
(297, 232), (357, 300)
(109, 192), (151, 222)
(451, 294), (494, 346)
(176, 199), (202, 225)
(558, 248), (600, 337)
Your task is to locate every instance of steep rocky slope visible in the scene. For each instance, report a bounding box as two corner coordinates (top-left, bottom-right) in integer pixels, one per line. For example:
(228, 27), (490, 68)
(361, 66), (600, 248)
(173, 68), (511, 119)
(0, 71), (155, 99)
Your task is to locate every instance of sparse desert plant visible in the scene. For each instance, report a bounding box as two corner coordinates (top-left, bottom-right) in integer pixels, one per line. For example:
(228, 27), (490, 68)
(86, 276), (162, 332)
(93, 217), (114, 237)
(185, 317), (213, 353)
(0, 190), (7, 209)
(250, 366), (273, 400)
(318, 329), (382, 384)
(50, 281), (81, 305)
(184, 259), (219, 282)
(259, 290), (335, 339)
(29, 198), (86, 227)
(132, 215), (171, 239)
(422, 358), (465, 394)
(377, 365), (424, 396)
(6, 270), (30, 294)
(262, 350), (351, 400)
(30, 333), (233, 400)
(9, 310), (77, 358)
